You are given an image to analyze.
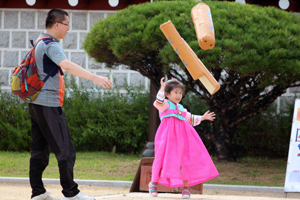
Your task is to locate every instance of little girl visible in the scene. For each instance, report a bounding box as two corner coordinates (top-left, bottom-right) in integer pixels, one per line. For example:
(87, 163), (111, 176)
(148, 78), (219, 199)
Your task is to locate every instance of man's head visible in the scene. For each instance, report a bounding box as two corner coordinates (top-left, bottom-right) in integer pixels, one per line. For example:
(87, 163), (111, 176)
(45, 8), (69, 39)
(46, 8), (68, 29)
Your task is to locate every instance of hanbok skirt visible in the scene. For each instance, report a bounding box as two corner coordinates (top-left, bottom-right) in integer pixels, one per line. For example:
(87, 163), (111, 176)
(151, 116), (219, 187)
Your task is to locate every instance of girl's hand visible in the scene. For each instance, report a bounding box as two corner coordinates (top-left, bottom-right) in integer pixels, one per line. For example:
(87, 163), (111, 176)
(202, 110), (215, 121)
(160, 77), (166, 92)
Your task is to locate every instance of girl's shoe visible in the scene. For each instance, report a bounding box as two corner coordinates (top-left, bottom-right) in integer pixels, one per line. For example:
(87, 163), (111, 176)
(148, 182), (158, 197)
(182, 188), (191, 199)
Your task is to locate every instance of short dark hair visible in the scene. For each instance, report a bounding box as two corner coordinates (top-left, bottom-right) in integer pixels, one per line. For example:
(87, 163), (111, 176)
(165, 79), (184, 95)
(46, 8), (69, 29)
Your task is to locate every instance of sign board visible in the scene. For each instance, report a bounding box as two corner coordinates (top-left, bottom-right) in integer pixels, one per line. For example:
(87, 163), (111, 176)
(284, 99), (300, 196)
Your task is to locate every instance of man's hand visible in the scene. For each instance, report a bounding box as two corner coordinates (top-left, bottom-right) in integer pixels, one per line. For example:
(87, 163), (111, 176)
(92, 75), (113, 89)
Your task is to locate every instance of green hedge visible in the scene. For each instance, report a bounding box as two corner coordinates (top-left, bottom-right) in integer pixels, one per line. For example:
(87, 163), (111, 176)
(63, 78), (149, 153)
(0, 81), (295, 158)
(0, 79), (149, 153)
(234, 102), (294, 158)
(0, 92), (31, 151)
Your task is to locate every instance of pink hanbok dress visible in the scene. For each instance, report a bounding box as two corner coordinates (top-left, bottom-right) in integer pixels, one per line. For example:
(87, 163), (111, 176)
(151, 91), (219, 187)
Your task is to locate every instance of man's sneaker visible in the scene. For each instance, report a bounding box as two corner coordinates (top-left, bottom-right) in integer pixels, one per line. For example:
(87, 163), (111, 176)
(148, 182), (158, 197)
(31, 192), (57, 200)
(182, 188), (191, 199)
(61, 192), (95, 200)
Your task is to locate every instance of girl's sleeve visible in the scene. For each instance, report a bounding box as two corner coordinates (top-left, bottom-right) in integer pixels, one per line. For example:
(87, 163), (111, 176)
(185, 110), (202, 126)
(153, 90), (169, 112)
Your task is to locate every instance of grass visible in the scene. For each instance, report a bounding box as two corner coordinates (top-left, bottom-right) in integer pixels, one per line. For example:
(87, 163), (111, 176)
(0, 151), (288, 187)
(210, 157), (287, 187)
(0, 151), (140, 181)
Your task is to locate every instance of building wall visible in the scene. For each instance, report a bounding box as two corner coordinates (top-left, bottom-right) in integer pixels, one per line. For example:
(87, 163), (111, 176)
(0, 8), (149, 94)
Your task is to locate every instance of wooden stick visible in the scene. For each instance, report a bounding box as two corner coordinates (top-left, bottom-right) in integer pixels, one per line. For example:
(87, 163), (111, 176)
(191, 3), (215, 50)
(160, 20), (220, 95)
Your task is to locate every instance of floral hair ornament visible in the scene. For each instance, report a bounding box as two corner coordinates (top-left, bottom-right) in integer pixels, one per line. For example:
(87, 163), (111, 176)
(172, 78), (178, 81)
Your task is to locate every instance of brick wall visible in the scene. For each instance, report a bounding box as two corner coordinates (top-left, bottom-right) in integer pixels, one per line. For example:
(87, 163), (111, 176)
(0, 8), (149, 93)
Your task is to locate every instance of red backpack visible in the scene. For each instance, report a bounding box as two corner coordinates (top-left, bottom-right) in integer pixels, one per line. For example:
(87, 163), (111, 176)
(11, 37), (55, 102)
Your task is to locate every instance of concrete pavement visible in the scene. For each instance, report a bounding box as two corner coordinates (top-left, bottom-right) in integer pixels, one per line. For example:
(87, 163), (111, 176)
(0, 177), (285, 194)
(1, 177), (300, 200)
(93, 193), (296, 200)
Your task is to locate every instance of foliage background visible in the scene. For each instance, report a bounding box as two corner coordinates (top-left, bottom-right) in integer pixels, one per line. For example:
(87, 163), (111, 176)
(0, 78), (149, 154)
(83, 0), (300, 160)
(63, 78), (149, 153)
(182, 93), (294, 158)
(0, 82), (294, 158)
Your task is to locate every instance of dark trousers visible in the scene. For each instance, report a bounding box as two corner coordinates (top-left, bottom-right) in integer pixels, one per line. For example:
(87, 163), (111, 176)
(29, 103), (80, 198)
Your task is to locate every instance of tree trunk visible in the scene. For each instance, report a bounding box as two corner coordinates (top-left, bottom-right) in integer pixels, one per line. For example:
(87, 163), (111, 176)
(214, 123), (232, 161)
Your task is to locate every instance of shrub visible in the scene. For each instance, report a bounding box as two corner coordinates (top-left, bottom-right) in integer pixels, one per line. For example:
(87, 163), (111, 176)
(234, 101), (294, 158)
(0, 91), (31, 151)
(0, 79), (149, 153)
(63, 77), (149, 153)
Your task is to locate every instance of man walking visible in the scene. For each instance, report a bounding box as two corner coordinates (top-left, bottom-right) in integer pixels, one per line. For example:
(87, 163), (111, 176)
(29, 8), (113, 200)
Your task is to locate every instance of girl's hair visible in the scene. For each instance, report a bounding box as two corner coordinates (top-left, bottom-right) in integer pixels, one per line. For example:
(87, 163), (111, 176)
(165, 79), (184, 94)
(46, 8), (69, 29)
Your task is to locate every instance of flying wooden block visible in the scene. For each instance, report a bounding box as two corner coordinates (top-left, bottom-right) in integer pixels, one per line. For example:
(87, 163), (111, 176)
(160, 20), (220, 95)
(191, 3), (215, 50)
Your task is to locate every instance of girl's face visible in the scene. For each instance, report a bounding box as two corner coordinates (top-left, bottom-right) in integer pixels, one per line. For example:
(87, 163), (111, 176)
(165, 87), (183, 104)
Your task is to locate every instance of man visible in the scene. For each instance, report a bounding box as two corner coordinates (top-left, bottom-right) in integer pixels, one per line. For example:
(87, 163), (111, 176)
(29, 8), (113, 200)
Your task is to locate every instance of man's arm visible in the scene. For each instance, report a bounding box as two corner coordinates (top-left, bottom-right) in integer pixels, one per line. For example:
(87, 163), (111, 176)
(59, 59), (113, 89)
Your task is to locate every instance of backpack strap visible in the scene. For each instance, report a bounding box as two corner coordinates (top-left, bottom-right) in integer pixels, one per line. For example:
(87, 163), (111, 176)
(30, 36), (54, 48)
(42, 65), (58, 82)
(30, 36), (63, 79)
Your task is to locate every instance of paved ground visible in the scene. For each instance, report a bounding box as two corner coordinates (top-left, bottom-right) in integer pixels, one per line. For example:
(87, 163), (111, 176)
(1, 177), (300, 200)
(95, 193), (298, 200)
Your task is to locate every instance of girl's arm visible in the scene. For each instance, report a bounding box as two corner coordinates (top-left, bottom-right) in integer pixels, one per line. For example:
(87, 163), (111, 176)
(185, 110), (215, 126)
(153, 77), (169, 112)
(185, 111), (202, 126)
(153, 90), (169, 112)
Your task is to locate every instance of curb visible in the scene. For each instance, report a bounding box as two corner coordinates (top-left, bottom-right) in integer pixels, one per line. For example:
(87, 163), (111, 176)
(0, 177), (284, 194)
(0, 177), (132, 188)
(204, 184), (284, 194)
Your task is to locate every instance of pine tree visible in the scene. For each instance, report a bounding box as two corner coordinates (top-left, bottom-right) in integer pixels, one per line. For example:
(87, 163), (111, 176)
(84, 0), (300, 160)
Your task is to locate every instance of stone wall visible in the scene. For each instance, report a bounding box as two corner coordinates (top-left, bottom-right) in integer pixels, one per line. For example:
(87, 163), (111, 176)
(0, 8), (149, 94)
